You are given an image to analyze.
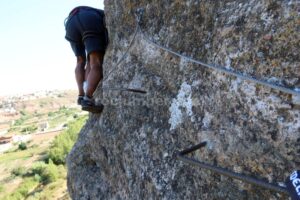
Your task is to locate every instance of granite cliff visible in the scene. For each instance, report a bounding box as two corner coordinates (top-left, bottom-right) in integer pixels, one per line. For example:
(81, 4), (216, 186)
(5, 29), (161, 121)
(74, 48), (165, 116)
(67, 1), (300, 199)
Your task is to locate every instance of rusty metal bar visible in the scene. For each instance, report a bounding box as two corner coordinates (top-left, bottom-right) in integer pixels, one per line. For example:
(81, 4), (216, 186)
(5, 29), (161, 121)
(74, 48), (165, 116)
(177, 142), (289, 195)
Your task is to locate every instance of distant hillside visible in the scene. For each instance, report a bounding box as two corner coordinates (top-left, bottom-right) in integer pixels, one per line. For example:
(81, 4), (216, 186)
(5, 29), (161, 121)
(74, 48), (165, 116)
(0, 90), (79, 134)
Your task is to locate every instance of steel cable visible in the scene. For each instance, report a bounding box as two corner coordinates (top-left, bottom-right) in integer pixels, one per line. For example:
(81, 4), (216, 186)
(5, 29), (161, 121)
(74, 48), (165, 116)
(135, 12), (300, 96)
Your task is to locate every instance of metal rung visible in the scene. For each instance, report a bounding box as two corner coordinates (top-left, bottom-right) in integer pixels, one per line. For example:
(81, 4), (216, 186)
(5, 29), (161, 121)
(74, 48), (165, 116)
(176, 142), (289, 195)
(101, 87), (147, 94)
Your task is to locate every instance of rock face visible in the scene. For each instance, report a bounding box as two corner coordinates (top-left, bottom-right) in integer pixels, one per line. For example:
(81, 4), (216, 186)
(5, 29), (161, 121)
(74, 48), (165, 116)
(67, 1), (299, 199)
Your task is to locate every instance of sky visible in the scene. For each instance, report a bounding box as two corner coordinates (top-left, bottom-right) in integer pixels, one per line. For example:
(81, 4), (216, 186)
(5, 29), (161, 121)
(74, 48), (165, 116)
(0, 0), (104, 96)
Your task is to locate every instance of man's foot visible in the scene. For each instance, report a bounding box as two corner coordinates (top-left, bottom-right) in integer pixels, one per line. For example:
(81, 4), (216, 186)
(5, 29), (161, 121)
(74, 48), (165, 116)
(77, 96), (84, 105)
(81, 96), (104, 114)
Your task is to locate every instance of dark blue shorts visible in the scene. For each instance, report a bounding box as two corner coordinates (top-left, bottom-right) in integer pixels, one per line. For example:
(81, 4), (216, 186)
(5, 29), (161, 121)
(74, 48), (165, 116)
(65, 7), (108, 58)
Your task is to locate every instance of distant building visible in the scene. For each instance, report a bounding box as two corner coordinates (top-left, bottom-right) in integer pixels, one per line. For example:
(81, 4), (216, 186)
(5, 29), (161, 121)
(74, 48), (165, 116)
(0, 143), (12, 153)
(0, 129), (8, 136)
(0, 136), (12, 144)
(12, 135), (31, 143)
(39, 122), (49, 131)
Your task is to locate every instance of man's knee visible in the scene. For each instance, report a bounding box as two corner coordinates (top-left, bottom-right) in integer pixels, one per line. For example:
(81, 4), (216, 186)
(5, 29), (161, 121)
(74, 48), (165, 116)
(76, 56), (86, 67)
(75, 56), (86, 72)
(75, 56), (86, 75)
(89, 51), (104, 67)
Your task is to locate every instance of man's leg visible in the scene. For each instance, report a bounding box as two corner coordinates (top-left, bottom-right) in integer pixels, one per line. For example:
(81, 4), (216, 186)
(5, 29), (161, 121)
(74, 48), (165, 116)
(75, 56), (86, 96)
(85, 51), (104, 97)
(81, 51), (104, 113)
(85, 61), (91, 81)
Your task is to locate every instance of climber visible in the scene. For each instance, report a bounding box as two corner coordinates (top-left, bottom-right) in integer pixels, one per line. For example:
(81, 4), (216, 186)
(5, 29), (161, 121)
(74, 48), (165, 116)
(64, 6), (108, 113)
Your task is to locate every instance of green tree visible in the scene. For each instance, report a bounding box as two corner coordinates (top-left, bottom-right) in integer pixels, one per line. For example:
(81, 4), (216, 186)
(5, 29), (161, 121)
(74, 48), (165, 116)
(18, 142), (27, 150)
(48, 116), (86, 164)
(30, 161), (59, 184)
(48, 112), (55, 117)
(42, 159), (59, 184)
(2, 178), (38, 200)
(21, 125), (38, 133)
(11, 167), (27, 177)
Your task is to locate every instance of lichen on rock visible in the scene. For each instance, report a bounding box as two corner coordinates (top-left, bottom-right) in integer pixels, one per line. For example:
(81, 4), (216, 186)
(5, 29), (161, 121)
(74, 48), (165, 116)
(67, 1), (300, 199)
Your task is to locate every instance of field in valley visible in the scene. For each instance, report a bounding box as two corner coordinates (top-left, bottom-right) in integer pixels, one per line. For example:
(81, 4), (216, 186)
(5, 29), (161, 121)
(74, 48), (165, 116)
(0, 90), (87, 199)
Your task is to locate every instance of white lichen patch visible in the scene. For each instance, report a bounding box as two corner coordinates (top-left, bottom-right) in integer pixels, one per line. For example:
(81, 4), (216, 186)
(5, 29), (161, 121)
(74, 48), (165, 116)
(169, 102), (183, 130)
(285, 115), (300, 139)
(192, 80), (201, 87)
(225, 57), (232, 69)
(253, 100), (269, 116)
(179, 57), (189, 71)
(240, 82), (256, 96)
(169, 82), (193, 130)
(260, 12), (274, 27)
(154, 76), (162, 86)
(202, 112), (213, 129)
(129, 73), (143, 88)
(277, 110), (300, 140)
(229, 78), (242, 92)
(292, 94), (300, 105)
(140, 36), (161, 61)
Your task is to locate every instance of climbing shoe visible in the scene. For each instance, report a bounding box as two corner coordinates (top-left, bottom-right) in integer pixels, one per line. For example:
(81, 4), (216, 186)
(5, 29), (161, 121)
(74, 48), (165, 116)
(77, 96), (84, 105)
(81, 96), (104, 114)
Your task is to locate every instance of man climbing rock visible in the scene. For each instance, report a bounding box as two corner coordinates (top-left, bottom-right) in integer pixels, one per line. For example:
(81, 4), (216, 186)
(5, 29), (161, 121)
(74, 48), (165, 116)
(64, 6), (108, 113)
